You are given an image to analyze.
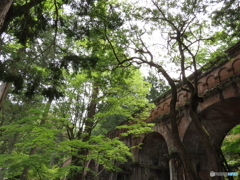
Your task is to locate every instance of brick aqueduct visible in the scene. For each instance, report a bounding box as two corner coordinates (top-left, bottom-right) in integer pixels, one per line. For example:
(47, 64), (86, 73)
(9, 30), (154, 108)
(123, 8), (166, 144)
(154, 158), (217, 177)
(84, 42), (240, 180)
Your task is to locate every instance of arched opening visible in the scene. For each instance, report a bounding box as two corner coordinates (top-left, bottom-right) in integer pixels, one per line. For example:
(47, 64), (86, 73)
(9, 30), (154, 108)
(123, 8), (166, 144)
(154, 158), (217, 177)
(183, 97), (240, 180)
(136, 132), (170, 180)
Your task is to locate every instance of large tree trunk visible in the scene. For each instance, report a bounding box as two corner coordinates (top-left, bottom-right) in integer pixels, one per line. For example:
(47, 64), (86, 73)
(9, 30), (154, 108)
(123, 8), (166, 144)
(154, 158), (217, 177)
(0, 0), (13, 32)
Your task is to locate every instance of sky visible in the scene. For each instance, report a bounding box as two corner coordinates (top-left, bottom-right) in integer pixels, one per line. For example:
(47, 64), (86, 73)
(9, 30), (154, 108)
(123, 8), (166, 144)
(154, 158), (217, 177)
(118, 0), (224, 79)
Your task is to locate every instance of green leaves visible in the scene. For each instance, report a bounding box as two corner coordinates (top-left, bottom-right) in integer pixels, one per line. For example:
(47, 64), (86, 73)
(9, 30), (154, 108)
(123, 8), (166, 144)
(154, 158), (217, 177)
(222, 125), (240, 154)
(88, 135), (132, 171)
(222, 125), (240, 168)
(212, 0), (240, 40)
(117, 121), (154, 137)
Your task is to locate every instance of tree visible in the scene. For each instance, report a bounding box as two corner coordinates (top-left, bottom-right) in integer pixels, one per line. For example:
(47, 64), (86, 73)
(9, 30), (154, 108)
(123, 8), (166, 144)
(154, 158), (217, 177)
(0, 95), (61, 179)
(0, 0), (65, 109)
(103, 0), (234, 179)
(1, 0), (238, 179)
(53, 63), (153, 179)
(0, 54), (153, 180)
(0, 1), (155, 178)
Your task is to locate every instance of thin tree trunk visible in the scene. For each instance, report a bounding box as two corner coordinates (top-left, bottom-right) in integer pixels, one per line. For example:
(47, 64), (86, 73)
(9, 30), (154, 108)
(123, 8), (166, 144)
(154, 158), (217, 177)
(176, 36), (221, 179)
(20, 100), (52, 180)
(20, 147), (37, 180)
(0, 0), (13, 32)
(189, 109), (220, 180)
(146, 61), (198, 180)
(167, 80), (198, 180)
(68, 84), (99, 180)
(0, 82), (11, 111)
(49, 132), (63, 167)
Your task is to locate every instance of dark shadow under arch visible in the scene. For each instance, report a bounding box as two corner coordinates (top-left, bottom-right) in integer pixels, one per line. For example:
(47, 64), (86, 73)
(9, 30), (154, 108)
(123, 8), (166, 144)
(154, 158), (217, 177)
(136, 132), (170, 180)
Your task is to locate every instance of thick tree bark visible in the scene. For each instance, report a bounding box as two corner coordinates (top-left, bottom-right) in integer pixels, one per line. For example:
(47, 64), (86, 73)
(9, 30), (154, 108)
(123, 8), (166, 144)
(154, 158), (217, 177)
(0, 0), (13, 32)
